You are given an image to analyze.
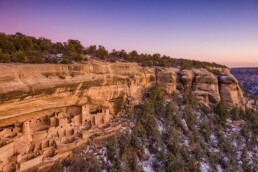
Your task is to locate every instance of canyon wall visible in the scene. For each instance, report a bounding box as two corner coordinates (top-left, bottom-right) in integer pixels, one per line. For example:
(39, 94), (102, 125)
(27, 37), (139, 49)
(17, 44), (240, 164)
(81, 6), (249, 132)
(0, 60), (156, 126)
(0, 60), (246, 171)
(0, 60), (246, 125)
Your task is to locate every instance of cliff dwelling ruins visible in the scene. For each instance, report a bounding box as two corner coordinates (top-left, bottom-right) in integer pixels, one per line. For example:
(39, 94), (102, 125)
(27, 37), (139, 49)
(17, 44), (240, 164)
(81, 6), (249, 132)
(0, 61), (247, 172)
(0, 104), (124, 172)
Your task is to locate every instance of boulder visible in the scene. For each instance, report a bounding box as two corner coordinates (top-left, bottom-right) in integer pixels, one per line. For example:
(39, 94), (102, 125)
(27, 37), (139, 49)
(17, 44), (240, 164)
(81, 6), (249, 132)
(180, 70), (194, 87)
(156, 67), (179, 94)
(219, 73), (246, 109)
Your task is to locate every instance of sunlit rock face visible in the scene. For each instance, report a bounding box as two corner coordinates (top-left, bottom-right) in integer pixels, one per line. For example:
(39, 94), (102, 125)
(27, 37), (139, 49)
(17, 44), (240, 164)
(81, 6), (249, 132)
(0, 60), (247, 171)
(219, 73), (246, 109)
(156, 67), (179, 94)
(0, 60), (246, 123)
(0, 60), (156, 123)
(179, 69), (220, 105)
(180, 70), (194, 87)
(179, 69), (246, 108)
(193, 69), (221, 105)
(0, 60), (157, 171)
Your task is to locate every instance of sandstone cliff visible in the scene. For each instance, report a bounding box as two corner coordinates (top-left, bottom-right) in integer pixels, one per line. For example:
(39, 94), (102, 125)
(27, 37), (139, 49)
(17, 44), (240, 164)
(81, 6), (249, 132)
(0, 60), (156, 124)
(0, 60), (247, 171)
(0, 60), (246, 124)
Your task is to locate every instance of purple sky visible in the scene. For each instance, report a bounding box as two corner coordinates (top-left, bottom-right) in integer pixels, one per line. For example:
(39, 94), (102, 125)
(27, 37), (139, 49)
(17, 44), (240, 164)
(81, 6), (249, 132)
(0, 0), (258, 67)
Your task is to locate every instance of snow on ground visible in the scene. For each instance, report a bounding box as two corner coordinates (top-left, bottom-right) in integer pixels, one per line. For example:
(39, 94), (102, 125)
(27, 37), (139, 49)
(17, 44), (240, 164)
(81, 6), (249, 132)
(182, 136), (189, 146)
(210, 146), (220, 153)
(142, 148), (155, 172)
(226, 119), (243, 134)
(157, 120), (164, 132)
(97, 147), (107, 162)
(210, 133), (218, 145)
(216, 165), (223, 172)
(200, 160), (210, 172)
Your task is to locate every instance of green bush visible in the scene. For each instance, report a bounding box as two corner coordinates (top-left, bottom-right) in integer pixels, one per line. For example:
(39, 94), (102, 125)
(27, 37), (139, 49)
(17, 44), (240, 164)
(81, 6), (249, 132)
(0, 51), (11, 63)
(208, 69), (221, 75)
(215, 101), (227, 126)
(185, 106), (197, 127)
(165, 101), (177, 122)
(0, 32), (227, 68)
(114, 94), (124, 114)
(107, 137), (117, 161)
(131, 122), (146, 149)
(11, 50), (26, 62)
(182, 89), (198, 105)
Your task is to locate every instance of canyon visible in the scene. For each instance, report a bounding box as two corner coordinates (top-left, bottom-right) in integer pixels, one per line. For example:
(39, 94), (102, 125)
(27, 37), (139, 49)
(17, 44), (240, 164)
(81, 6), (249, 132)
(0, 60), (246, 171)
(232, 68), (258, 97)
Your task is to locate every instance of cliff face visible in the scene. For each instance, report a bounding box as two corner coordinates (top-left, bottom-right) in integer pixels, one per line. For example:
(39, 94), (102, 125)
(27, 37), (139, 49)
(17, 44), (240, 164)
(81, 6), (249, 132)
(155, 67), (245, 108)
(0, 60), (247, 171)
(0, 60), (156, 124)
(0, 60), (246, 124)
(179, 68), (246, 108)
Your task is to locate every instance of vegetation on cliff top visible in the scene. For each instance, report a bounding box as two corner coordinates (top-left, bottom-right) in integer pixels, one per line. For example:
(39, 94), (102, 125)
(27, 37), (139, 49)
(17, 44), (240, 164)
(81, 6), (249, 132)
(0, 32), (225, 69)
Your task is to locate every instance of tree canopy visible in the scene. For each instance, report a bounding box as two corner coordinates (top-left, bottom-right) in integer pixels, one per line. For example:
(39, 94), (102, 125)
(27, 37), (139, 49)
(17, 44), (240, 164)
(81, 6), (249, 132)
(0, 32), (226, 69)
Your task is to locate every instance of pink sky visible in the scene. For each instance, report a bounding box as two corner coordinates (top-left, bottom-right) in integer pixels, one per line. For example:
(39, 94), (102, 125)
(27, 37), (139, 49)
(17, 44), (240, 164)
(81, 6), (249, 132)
(1, 0), (258, 67)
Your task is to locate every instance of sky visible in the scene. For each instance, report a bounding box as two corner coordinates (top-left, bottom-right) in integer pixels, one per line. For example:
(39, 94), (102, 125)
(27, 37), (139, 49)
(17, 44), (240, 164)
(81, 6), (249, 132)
(0, 0), (258, 67)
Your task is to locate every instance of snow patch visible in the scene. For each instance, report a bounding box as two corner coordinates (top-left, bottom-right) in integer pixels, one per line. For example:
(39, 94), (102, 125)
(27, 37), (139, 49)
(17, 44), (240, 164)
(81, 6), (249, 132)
(143, 148), (154, 172)
(200, 161), (210, 172)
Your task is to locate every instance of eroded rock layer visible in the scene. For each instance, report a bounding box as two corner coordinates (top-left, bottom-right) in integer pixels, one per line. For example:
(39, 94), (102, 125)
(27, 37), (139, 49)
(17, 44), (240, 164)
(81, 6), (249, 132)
(0, 60), (246, 171)
(0, 60), (156, 124)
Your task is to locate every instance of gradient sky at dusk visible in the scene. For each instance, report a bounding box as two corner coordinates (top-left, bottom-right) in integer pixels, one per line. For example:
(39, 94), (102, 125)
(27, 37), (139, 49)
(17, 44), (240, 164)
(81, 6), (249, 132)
(1, 0), (258, 67)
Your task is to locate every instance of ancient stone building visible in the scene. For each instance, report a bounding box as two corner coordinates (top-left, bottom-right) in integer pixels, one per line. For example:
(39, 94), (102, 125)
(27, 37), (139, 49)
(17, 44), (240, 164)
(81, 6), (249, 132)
(0, 105), (122, 172)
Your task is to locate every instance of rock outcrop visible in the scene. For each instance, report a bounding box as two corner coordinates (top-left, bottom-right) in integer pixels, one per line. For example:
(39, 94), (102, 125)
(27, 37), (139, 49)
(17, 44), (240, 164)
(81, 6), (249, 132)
(0, 60), (156, 124)
(0, 61), (246, 120)
(219, 73), (246, 108)
(179, 69), (246, 108)
(0, 60), (247, 171)
(156, 67), (179, 94)
(180, 69), (221, 105)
